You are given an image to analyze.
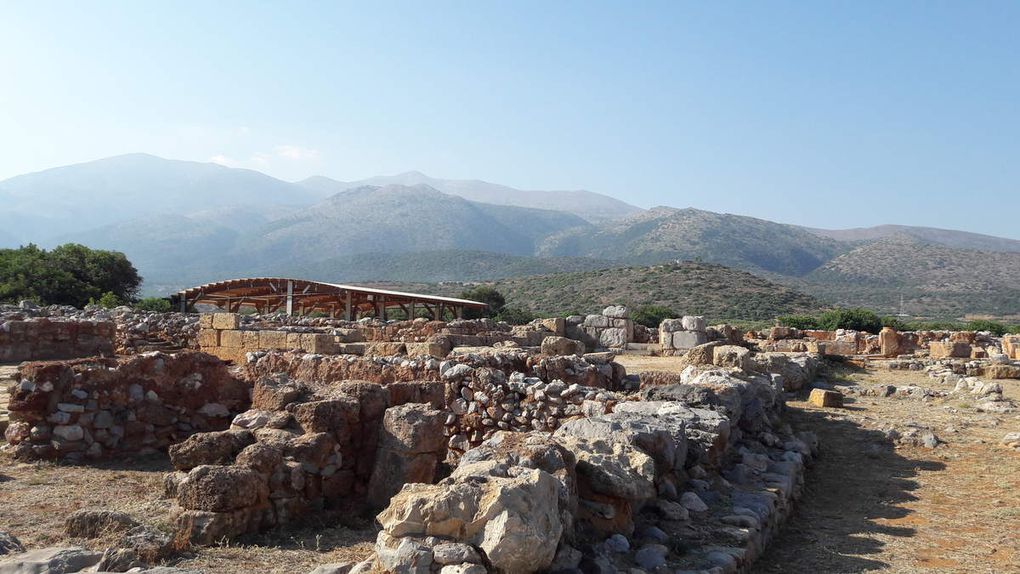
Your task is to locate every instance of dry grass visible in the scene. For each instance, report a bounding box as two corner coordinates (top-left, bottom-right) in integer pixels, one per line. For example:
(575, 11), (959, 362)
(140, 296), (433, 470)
(753, 368), (1020, 573)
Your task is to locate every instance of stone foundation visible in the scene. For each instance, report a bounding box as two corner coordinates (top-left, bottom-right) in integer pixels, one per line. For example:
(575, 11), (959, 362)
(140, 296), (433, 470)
(0, 318), (115, 362)
(3, 351), (249, 461)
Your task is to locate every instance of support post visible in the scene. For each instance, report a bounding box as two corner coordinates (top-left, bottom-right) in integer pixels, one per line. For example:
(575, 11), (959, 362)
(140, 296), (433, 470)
(345, 291), (353, 321)
(286, 280), (294, 316)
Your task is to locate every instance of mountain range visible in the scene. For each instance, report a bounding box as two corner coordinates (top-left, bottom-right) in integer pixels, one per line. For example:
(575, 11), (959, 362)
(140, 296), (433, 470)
(1, 153), (1017, 318)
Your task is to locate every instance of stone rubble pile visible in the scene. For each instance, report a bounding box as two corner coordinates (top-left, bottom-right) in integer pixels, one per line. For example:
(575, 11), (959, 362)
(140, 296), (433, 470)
(3, 351), (249, 461)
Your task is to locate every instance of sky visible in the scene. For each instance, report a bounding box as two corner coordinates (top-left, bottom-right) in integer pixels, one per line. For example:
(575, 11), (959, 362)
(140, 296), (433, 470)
(1, 1), (1018, 237)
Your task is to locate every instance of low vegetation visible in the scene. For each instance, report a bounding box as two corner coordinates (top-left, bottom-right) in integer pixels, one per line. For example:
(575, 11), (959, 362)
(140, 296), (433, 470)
(488, 261), (823, 321)
(779, 308), (1020, 334)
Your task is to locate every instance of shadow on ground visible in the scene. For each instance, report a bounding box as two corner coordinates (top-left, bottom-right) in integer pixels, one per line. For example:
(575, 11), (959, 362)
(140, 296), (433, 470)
(752, 405), (945, 573)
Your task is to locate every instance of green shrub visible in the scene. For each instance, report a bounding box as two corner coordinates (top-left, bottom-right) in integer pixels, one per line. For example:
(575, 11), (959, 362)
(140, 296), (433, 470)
(495, 307), (535, 325)
(90, 291), (123, 309)
(881, 316), (909, 331)
(817, 308), (882, 333)
(964, 319), (1013, 336)
(460, 285), (506, 319)
(134, 297), (171, 312)
(631, 305), (678, 328)
(777, 314), (820, 330)
(904, 320), (965, 331)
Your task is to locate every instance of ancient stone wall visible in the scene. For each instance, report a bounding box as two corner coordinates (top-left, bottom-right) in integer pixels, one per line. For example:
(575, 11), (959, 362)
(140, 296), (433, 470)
(3, 352), (249, 461)
(659, 315), (708, 355)
(0, 317), (115, 362)
(196, 313), (557, 363)
(566, 306), (636, 351)
(164, 350), (632, 544)
(370, 364), (816, 573)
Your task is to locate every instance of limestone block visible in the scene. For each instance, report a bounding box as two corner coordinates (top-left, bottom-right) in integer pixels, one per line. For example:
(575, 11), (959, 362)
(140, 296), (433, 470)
(808, 389), (843, 408)
(199, 314), (214, 329)
(300, 333), (338, 354)
(258, 330), (288, 349)
(929, 341), (971, 359)
(672, 331), (708, 350)
(197, 329), (220, 348)
(879, 327), (900, 357)
(539, 317), (566, 336)
(681, 316), (706, 332)
(211, 313), (241, 330)
(599, 328), (628, 349)
(219, 330), (244, 348)
(241, 330), (260, 349)
(405, 342), (449, 358)
(364, 342), (406, 356)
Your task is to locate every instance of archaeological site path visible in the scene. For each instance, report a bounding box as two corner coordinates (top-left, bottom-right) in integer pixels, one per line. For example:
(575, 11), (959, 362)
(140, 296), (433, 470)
(617, 356), (1020, 574)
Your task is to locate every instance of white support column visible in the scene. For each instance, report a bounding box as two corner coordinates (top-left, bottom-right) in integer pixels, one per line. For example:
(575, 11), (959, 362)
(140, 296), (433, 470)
(286, 280), (294, 316)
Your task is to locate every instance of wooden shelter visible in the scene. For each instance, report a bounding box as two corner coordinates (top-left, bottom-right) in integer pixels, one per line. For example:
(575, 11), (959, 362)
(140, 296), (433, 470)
(171, 277), (488, 320)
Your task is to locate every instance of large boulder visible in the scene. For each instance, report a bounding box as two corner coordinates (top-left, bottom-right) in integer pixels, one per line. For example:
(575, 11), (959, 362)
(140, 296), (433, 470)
(460, 432), (578, 535)
(376, 464), (564, 573)
(367, 403), (447, 508)
(175, 465), (269, 512)
(541, 336), (584, 357)
(168, 429), (255, 471)
(613, 400), (730, 469)
(751, 352), (818, 391)
(712, 345), (751, 371)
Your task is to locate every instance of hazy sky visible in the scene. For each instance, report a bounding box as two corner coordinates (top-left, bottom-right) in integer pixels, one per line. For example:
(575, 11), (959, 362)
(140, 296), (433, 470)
(2, 1), (1018, 237)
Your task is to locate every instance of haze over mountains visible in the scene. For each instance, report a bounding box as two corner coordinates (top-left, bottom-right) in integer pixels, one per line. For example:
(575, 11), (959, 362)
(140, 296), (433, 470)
(1, 153), (1018, 318)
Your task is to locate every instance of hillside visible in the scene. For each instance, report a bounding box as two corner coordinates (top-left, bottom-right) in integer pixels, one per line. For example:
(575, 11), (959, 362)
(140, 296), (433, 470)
(538, 207), (847, 276)
(487, 261), (823, 320)
(0, 154), (322, 242)
(798, 236), (1020, 317)
(233, 184), (589, 262)
(298, 171), (642, 223)
(806, 224), (1020, 253)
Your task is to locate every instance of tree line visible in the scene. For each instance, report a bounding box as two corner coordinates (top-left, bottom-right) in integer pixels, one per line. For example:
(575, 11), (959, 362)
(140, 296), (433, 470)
(0, 244), (145, 308)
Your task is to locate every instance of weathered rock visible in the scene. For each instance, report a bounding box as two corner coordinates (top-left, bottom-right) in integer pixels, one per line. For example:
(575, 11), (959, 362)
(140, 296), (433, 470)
(168, 429), (255, 471)
(64, 509), (139, 539)
(541, 336), (584, 356)
(367, 403), (447, 508)
(681, 316), (706, 332)
(431, 543), (482, 565)
(175, 465), (268, 512)
(377, 465), (563, 573)
(307, 562), (356, 574)
(0, 532), (23, 556)
(808, 389), (844, 408)
(0, 546), (102, 573)
(712, 345), (751, 371)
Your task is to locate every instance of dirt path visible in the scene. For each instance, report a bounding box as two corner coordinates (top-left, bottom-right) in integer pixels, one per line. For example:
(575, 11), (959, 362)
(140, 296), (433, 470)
(753, 367), (1020, 574)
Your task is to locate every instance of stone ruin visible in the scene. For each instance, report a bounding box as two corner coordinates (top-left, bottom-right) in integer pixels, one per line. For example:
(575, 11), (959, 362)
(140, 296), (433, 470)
(4, 352), (249, 461)
(8, 305), (1015, 573)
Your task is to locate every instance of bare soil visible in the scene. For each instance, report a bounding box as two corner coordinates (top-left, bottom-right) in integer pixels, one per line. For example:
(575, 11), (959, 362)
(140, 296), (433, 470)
(0, 364), (376, 574)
